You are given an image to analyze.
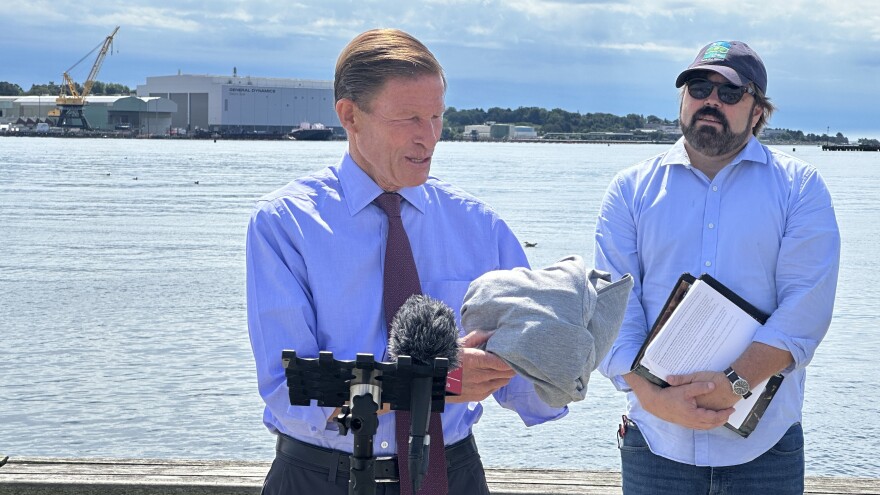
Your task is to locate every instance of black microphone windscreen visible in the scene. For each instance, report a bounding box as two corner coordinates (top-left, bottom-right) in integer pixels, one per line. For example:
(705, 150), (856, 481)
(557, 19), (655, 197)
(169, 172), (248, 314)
(388, 294), (461, 369)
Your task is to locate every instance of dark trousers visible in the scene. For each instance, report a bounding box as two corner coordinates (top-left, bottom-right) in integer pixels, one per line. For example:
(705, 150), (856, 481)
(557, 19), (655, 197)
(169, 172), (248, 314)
(261, 434), (490, 495)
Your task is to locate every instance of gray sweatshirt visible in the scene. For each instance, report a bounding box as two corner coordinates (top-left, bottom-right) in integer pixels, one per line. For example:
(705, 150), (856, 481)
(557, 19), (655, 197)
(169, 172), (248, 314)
(460, 255), (633, 408)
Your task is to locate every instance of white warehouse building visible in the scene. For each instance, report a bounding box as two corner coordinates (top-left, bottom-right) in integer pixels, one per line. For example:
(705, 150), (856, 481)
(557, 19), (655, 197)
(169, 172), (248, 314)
(136, 72), (340, 135)
(463, 123), (538, 141)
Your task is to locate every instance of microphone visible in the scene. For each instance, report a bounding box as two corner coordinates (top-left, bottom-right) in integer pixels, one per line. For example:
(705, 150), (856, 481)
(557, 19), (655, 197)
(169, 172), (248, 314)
(388, 294), (461, 494)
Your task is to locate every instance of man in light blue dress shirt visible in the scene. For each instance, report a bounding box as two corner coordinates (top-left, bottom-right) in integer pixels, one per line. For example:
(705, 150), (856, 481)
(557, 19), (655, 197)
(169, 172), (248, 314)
(595, 41), (840, 494)
(247, 29), (566, 495)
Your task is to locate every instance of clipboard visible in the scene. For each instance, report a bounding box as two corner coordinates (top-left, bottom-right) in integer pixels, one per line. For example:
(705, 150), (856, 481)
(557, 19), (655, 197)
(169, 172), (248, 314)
(631, 273), (784, 438)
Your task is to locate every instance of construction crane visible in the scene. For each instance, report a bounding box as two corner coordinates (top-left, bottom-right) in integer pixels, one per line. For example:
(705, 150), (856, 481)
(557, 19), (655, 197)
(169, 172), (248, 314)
(54, 26), (120, 130)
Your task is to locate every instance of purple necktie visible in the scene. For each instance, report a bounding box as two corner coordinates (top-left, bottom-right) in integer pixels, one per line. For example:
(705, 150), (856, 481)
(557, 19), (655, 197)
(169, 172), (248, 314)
(374, 192), (448, 495)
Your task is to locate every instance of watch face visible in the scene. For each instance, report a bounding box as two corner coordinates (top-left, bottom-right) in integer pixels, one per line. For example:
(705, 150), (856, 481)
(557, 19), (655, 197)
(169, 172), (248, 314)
(732, 379), (750, 396)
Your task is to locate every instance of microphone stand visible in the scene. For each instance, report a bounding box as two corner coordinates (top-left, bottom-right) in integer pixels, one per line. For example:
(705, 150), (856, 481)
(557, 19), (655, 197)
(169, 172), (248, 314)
(337, 358), (382, 494)
(282, 350), (448, 495)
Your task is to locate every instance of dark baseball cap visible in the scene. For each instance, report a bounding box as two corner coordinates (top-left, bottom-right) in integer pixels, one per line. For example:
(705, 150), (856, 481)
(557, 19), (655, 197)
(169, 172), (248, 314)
(675, 41), (767, 94)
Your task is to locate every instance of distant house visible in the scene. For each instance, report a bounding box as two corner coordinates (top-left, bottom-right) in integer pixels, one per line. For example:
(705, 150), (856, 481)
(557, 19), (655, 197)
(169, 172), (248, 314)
(464, 124), (492, 140)
(490, 124), (514, 140)
(463, 122), (537, 141)
(0, 97), (15, 120)
(638, 123), (682, 140)
(513, 125), (538, 140)
(760, 128), (787, 139)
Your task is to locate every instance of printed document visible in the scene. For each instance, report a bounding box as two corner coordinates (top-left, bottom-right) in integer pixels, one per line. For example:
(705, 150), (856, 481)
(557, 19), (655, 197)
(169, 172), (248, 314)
(639, 278), (767, 429)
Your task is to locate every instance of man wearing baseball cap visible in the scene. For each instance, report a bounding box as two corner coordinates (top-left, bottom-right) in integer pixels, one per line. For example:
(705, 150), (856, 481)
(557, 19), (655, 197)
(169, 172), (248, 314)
(594, 41), (841, 494)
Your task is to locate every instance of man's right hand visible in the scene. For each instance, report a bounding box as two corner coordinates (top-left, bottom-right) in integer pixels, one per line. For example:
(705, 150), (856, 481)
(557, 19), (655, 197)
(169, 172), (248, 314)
(624, 372), (734, 430)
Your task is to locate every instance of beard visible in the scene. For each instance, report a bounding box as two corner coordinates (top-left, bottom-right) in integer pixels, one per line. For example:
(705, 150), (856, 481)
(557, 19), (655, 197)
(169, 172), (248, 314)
(681, 106), (753, 157)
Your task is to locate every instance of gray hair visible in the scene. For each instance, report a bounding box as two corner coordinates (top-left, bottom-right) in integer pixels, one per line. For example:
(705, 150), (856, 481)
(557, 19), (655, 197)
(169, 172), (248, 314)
(334, 28), (446, 111)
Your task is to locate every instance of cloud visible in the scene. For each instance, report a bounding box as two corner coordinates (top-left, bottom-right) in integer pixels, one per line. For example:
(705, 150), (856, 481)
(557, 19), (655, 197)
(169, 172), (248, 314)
(1, 0), (877, 136)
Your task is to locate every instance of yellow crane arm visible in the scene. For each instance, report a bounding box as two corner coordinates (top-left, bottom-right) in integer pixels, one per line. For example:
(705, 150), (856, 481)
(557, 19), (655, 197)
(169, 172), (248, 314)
(82, 26), (120, 98)
(56, 26), (120, 105)
(62, 73), (80, 98)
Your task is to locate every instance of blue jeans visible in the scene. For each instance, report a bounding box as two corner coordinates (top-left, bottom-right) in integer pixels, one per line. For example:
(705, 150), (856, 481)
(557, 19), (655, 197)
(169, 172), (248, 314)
(619, 422), (804, 495)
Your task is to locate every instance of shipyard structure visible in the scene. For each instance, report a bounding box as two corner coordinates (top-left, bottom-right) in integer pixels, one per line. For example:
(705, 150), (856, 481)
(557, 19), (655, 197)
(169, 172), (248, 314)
(136, 73), (340, 136)
(1, 73), (340, 137)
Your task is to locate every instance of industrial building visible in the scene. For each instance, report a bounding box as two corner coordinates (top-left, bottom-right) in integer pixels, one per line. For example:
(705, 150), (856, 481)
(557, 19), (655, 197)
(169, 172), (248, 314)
(0, 95), (176, 134)
(464, 123), (538, 141)
(1, 72), (339, 137)
(135, 72), (340, 135)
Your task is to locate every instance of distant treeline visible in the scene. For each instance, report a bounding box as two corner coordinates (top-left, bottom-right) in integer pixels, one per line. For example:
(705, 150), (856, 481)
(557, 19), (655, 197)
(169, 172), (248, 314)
(0, 80), (132, 96)
(442, 106), (873, 144)
(767, 129), (852, 145)
(443, 106), (675, 136)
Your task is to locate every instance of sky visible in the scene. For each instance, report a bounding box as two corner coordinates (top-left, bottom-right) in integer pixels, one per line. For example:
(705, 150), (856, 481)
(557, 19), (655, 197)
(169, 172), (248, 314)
(2, 1), (879, 139)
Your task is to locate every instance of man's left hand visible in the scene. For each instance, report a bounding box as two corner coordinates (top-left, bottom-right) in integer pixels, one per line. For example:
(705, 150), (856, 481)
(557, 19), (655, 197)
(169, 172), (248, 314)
(446, 330), (515, 403)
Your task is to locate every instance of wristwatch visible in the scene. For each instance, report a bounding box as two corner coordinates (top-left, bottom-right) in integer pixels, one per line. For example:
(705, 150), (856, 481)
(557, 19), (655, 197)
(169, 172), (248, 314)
(724, 367), (752, 399)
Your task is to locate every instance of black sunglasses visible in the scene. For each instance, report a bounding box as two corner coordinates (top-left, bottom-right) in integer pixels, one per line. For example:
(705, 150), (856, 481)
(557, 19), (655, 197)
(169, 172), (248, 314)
(686, 78), (755, 105)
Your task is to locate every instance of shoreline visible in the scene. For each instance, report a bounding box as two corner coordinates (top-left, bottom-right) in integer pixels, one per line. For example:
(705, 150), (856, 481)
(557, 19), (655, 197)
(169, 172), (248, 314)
(0, 132), (851, 148)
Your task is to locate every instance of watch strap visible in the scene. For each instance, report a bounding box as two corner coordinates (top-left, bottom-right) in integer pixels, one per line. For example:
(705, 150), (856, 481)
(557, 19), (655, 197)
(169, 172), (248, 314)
(724, 366), (752, 399)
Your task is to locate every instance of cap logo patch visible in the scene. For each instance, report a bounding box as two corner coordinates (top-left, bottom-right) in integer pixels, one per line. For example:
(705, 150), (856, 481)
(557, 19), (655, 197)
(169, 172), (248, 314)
(702, 41), (731, 61)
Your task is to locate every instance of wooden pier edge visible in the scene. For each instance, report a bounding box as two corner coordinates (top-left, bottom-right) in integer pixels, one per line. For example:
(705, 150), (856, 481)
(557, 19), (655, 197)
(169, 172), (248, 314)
(1, 457), (878, 494)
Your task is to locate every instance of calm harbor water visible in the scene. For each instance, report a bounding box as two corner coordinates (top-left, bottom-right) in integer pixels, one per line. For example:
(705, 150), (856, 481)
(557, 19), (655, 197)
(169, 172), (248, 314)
(1, 137), (878, 478)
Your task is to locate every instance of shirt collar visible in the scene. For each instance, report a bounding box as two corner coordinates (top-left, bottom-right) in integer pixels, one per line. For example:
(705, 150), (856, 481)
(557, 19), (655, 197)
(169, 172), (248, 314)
(337, 152), (428, 216)
(660, 135), (768, 170)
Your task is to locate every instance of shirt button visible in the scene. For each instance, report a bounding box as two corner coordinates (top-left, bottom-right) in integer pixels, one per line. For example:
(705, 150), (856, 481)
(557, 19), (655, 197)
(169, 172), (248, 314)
(705, 261), (712, 267)
(712, 185), (719, 192)
(708, 223), (715, 229)
(381, 441), (389, 449)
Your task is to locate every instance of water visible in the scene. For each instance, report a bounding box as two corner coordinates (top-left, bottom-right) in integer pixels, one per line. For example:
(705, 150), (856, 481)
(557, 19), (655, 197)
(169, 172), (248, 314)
(1, 138), (877, 477)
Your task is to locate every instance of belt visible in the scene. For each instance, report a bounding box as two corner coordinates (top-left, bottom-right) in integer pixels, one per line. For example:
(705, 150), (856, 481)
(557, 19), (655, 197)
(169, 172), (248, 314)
(275, 433), (479, 482)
